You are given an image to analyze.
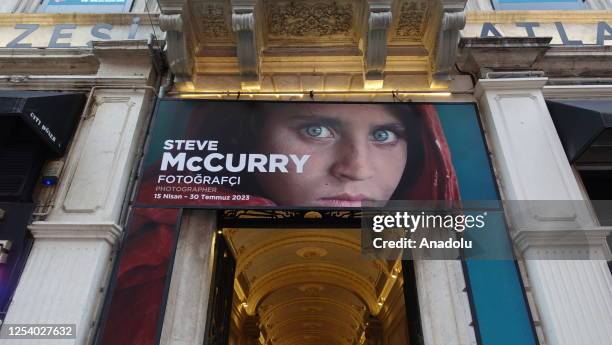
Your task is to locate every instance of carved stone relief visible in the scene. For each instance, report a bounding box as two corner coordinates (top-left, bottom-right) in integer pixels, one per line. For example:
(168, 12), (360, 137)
(266, 1), (353, 38)
(201, 3), (231, 40)
(394, 0), (428, 40)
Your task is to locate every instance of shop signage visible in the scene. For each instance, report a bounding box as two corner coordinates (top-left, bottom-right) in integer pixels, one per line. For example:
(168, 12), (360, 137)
(41, 0), (133, 13)
(135, 99), (494, 209)
(48, 0), (127, 4)
(0, 17), (150, 48)
(463, 21), (612, 45)
(0, 92), (86, 155)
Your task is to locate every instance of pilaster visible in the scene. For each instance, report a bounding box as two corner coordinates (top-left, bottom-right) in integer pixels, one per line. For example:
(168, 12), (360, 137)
(0, 223), (121, 345)
(159, 211), (216, 345)
(475, 77), (612, 345)
(415, 261), (476, 345)
(1, 86), (154, 344)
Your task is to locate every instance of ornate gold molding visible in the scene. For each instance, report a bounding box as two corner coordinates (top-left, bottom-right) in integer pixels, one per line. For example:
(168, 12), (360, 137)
(233, 232), (360, 274)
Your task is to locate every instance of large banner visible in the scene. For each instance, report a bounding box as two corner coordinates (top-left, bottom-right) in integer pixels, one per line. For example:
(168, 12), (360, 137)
(135, 100), (492, 209)
(102, 100), (539, 345)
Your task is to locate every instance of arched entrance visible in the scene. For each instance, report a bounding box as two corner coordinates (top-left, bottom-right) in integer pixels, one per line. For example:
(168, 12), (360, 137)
(159, 211), (473, 345)
(223, 228), (414, 345)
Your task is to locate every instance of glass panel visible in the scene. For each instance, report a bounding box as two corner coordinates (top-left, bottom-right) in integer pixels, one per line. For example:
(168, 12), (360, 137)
(39, 0), (134, 13)
(492, 0), (586, 10)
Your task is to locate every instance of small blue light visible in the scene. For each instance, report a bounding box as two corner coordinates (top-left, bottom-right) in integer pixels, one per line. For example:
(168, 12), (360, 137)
(42, 177), (57, 186)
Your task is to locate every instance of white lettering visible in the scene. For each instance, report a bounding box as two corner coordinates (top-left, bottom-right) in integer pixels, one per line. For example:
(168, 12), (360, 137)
(161, 152), (186, 171)
(290, 154), (310, 173)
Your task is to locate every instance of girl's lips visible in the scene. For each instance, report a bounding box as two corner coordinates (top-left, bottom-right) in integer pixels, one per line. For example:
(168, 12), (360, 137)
(316, 194), (372, 207)
(314, 199), (364, 207)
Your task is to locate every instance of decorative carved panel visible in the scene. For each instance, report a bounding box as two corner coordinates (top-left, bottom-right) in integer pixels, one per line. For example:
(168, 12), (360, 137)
(265, 1), (355, 42)
(200, 3), (231, 41)
(393, 0), (428, 40)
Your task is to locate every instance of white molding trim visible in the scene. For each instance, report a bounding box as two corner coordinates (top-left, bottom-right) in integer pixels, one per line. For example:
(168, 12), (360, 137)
(513, 228), (612, 260)
(28, 221), (122, 245)
(475, 77), (548, 96)
(0, 75), (151, 90)
(441, 0), (469, 12)
(543, 85), (612, 99)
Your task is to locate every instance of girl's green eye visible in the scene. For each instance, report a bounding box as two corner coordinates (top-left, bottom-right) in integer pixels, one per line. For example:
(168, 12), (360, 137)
(372, 129), (396, 143)
(304, 125), (333, 138)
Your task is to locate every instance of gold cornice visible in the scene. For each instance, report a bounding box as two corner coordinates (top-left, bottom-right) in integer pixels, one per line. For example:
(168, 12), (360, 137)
(0, 13), (158, 26)
(466, 10), (612, 24)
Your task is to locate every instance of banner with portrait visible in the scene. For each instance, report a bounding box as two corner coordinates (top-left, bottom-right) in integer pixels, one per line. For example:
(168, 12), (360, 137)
(99, 99), (539, 345)
(135, 100), (494, 209)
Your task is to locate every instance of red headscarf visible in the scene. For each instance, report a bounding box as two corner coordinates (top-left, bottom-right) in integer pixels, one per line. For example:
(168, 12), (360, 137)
(405, 104), (460, 201)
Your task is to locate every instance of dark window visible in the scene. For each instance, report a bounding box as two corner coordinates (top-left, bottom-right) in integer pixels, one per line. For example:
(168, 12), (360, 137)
(0, 117), (48, 202)
(579, 169), (612, 226)
(578, 169), (612, 275)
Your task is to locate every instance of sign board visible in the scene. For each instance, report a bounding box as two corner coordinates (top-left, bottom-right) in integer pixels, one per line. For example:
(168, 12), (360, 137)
(135, 100), (495, 209)
(40, 0), (133, 13)
(492, 0), (585, 10)
(0, 18), (154, 48)
(462, 21), (612, 46)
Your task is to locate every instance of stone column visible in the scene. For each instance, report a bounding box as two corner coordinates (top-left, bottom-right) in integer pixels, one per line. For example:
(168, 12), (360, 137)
(414, 260), (476, 345)
(159, 211), (216, 345)
(0, 89), (154, 345)
(475, 77), (612, 345)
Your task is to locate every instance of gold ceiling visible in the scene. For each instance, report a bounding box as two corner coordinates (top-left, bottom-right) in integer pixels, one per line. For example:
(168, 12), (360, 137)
(224, 228), (410, 345)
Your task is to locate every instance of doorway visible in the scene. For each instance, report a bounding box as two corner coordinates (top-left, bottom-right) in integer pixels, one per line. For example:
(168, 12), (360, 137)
(219, 228), (417, 345)
(159, 211), (474, 345)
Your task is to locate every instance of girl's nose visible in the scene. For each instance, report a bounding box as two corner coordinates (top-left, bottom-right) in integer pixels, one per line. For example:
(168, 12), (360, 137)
(329, 140), (375, 181)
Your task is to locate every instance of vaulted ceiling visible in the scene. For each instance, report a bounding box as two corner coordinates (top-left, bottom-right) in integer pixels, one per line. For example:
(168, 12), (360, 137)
(224, 229), (403, 345)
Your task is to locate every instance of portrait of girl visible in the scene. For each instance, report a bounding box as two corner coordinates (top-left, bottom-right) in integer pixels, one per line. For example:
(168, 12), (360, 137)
(137, 101), (460, 207)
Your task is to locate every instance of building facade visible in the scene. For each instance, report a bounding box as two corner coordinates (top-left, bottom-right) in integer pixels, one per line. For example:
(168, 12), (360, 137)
(0, 1), (610, 345)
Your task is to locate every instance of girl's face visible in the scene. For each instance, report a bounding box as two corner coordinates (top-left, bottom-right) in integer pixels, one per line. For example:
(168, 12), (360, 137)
(256, 104), (408, 207)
